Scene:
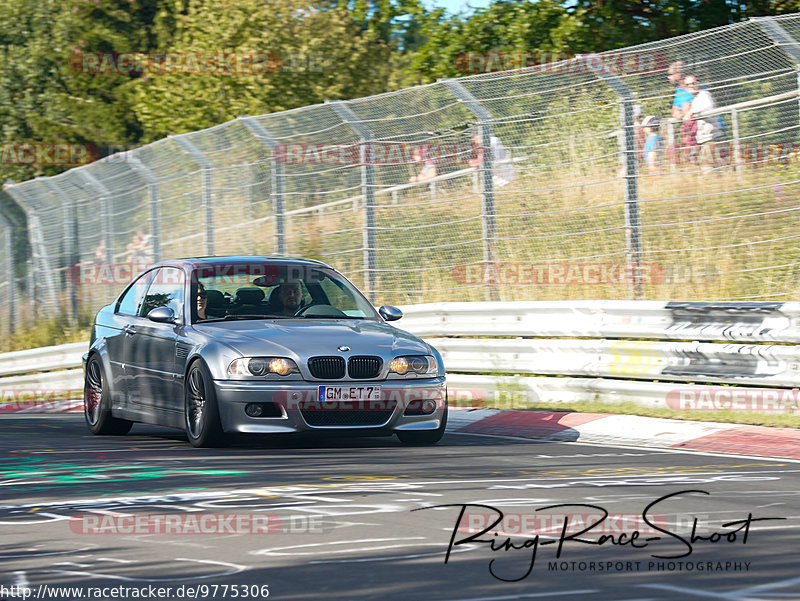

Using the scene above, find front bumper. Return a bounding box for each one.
[213,377,446,434]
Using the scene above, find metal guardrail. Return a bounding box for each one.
[2,301,800,413]
[399,301,800,413]
[399,301,800,343]
[429,337,800,387]
[0,342,87,378]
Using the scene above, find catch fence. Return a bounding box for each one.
[3,15,800,328]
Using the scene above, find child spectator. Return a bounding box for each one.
[641,116,663,175]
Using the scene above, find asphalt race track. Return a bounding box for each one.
[1,414,799,601]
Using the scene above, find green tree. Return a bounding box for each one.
[129,0,413,139]
[0,0,178,183]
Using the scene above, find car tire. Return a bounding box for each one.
[184,360,228,448]
[397,406,448,445]
[84,354,133,435]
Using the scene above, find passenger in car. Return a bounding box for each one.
[196,282,208,320]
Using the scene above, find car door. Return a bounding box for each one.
[126,266,185,413]
[109,270,155,405]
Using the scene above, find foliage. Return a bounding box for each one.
[0,313,91,353]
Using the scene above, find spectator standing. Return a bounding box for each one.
[409,146,437,183]
[633,105,645,158]
[468,133,517,187]
[641,116,663,175]
[667,61,697,163]
[683,76,723,172]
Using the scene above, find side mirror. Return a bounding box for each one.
[379,305,403,321]
[148,306,176,324]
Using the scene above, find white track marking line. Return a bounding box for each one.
[251,537,427,557]
[309,544,477,563]
[448,431,800,463]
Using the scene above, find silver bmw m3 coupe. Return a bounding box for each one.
[83,257,447,447]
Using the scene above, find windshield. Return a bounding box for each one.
[191,262,378,323]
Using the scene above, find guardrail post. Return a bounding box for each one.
[326,101,378,300]
[43,179,79,321]
[126,153,162,262]
[238,117,286,255]
[169,135,215,256]
[0,213,15,333]
[440,79,498,301]
[584,56,643,299]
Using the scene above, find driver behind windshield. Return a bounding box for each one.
[274,280,304,316]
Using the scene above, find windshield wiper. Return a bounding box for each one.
[198,314,293,322]
[296,315,366,320]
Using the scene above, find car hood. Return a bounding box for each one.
[194,319,430,358]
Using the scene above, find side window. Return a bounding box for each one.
[140,267,185,320]
[117,271,154,316]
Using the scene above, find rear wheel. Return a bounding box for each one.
[84,355,132,435]
[397,406,447,445]
[185,361,227,448]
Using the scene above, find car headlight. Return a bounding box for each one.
[389,355,439,377]
[228,357,300,377]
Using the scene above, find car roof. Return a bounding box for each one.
[150,256,332,270]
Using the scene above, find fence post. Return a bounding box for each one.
[752,17,800,131]
[0,187,26,330]
[584,55,643,299]
[238,117,286,255]
[170,134,215,256]
[326,101,378,300]
[0,213,15,333]
[3,182,58,318]
[440,79,498,301]
[76,170,115,267]
[731,108,742,178]
[43,179,79,321]
[127,153,162,262]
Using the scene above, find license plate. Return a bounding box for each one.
[318,385,381,402]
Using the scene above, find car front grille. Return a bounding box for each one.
[308,356,346,379]
[301,401,397,427]
[347,356,382,379]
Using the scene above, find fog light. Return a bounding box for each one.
[245,403,263,417]
[422,399,437,414]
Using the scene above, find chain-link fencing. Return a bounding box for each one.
[4,15,800,325]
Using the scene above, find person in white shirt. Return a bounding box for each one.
[683,76,723,172]
[469,134,517,187]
